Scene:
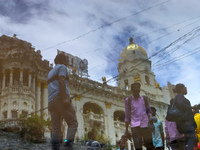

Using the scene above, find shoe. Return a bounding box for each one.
[64,140,74,150]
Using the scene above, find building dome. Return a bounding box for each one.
[119,37,148,62]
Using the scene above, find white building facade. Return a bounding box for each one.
[0,35,175,146]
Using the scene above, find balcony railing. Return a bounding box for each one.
[0,118,26,128]
[114,120,126,130]
[1,86,35,97]
[83,112,104,123]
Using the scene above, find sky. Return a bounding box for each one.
[0,0,200,105]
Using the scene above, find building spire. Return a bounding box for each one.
[129,37,135,44]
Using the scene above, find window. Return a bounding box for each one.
[145,75,150,85]
[3,111,7,119]
[12,110,18,118]
[124,79,128,90]
[13,101,17,107]
[24,102,27,106]
[3,102,7,107]
[22,110,28,118]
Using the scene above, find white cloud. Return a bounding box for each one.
[0,0,200,105]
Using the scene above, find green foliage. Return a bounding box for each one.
[78,134,88,144]
[25,114,51,142]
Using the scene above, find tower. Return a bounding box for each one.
[118,37,159,92]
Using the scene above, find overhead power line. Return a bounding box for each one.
[152,46,200,69]
[42,0,169,51]
[152,26,200,66]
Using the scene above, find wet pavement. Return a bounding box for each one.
[0,130,110,150]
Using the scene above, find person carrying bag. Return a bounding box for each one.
[173,83,197,150]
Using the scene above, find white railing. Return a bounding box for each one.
[0,119,26,128]
[114,120,126,129]
[1,86,35,97]
[70,75,130,96]
[83,112,104,123]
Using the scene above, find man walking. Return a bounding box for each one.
[48,53,78,150]
[124,82,153,150]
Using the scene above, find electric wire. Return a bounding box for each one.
[152,46,200,69]
[42,0,169,51]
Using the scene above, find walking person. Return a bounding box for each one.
[173,83,197,150]
[124,82,154,150]
[165,99,185,150]
[48,53,78,150]
[150,107,164,150]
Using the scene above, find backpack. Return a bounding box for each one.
[127,95,150,122]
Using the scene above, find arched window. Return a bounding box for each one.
[3,111,7,119]
[124,79,128,90]
[22,110,28,118]
[12,110,18,118]
[145,75,150,84]
[13,101,17,107]
[83,102,103,114]
[24,102,27,106]
[3,102,7,107]
[114,110,125,122]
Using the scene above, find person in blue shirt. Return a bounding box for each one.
[47,53,78,150]
[150,107,164,150]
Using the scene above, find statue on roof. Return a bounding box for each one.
[129,37,135,44]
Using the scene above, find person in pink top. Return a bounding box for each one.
[124,82,154,150]
[165,98,185,150]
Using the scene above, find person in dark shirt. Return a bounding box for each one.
[173,83,197,150]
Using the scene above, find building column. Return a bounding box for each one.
[105,102,116,145]
[9,69,13,86]
[28,71,32,88]
[74,96,84,140]
[7,99,12,119]
[2,72,6,88]
[42,82,48,120]
[32,76,35,92]
[19,69,23,85]
[36,80,41,116]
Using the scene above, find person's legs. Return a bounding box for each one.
[170,138,185,150]
[141,128,154,150]
[176,137,185,150]
[170,140,179,150]
[131,127,143,150]
[54,98,78,149]
[50,95,78,149]
[50,107,62,150]
[185,129,197,150]
[63,103,78,141]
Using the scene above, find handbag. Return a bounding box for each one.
[166,99,184,122]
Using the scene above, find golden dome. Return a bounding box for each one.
[120,37,147,59]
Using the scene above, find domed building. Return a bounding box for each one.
[0,35,175,147]
[117,37,174,121]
